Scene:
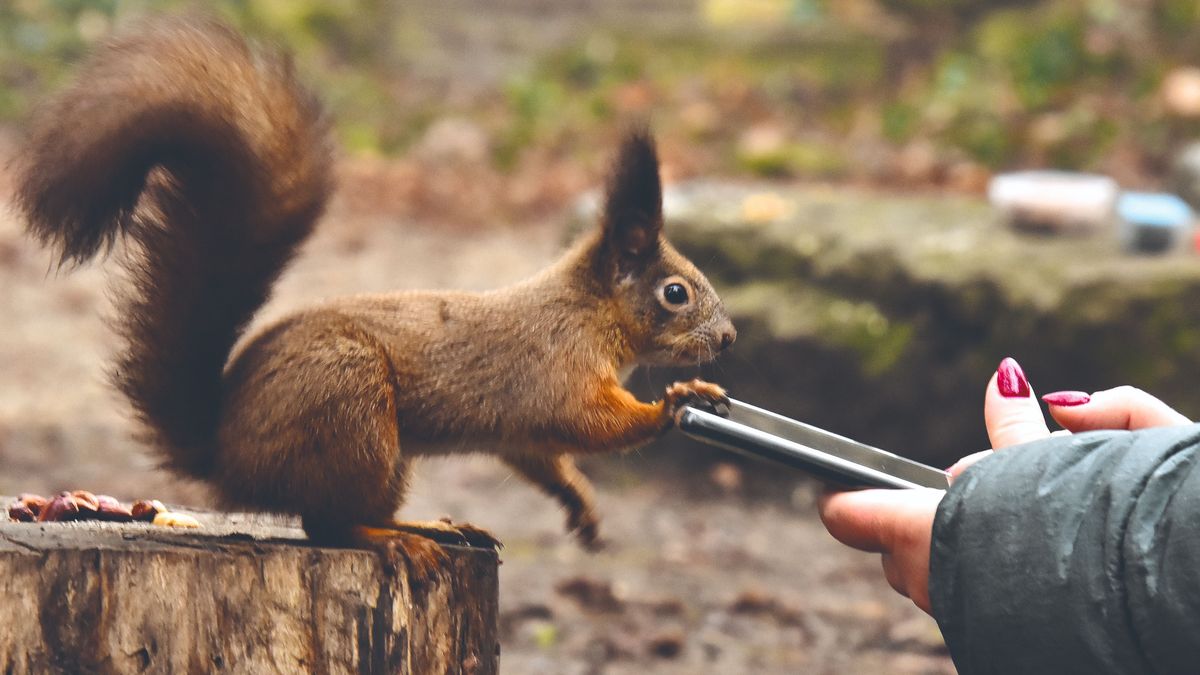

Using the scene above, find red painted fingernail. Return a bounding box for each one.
[996,357,1031,398]
[1042,391,1090,407]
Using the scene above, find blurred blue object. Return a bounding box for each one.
[1117,192,1195,254]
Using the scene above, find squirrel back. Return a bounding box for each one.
[14,16,333,479]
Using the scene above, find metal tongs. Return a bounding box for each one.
[678,398,950,490]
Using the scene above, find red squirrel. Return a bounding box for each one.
[14,16,735,578]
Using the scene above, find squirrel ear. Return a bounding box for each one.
[600,129,663,261]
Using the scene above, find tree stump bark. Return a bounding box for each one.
[0,507,499,674]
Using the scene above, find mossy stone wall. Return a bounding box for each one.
[625,182,1200,465]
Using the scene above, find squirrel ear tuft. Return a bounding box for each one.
[601,128,663,261]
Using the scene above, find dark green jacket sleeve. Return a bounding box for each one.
[929,423,1200,674]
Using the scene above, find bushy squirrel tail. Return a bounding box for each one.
[14,16,334,479]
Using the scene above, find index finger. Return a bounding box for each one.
[1045,385,1190,432]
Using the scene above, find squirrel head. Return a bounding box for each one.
[592,130,736,367]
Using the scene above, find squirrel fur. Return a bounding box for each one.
[15,16,735,562]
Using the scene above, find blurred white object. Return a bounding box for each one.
[988,171,1118,234]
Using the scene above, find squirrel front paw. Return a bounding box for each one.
[663,378,731,425]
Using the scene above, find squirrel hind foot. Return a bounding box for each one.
[565,509,604,551]
[574,528,607,552]
[349,525,451,586]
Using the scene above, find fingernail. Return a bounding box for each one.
[1042,391,1090,407]
[996,357,1031,398]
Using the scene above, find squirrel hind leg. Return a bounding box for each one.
[503,454,604,551]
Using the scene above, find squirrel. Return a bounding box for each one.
[14,16,736,579]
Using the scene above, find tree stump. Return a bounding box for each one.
[0,507,499,674]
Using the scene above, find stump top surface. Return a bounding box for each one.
[0,501,495,564]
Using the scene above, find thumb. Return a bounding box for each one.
[818,488,943,553]
[984,357,1051,449]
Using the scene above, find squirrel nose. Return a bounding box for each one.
[719,326,736,351]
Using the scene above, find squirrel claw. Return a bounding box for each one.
[392,518,502,551]
[446,520,504,551]
[707,398,732,418]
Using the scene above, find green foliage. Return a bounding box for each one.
[494,74,570,169]
[975,7,1088,109]
[2,1,1199,179]
[0,0,415,153]
[882,103,919,144]
[738,140,849,179]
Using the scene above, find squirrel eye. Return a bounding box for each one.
[657,275,694,311]
[663,283,689,305]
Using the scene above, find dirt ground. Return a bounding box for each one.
[0,154,953,673]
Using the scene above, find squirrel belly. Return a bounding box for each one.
[16,16,735,547]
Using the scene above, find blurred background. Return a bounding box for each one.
[4,1,1200,673]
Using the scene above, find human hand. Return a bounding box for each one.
[818,358,1036,612]
[818,358,1191,615]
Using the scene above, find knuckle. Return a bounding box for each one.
[1110,385,1145,399]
